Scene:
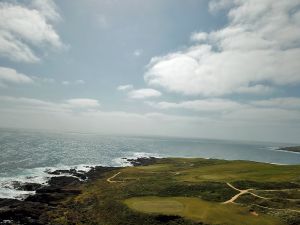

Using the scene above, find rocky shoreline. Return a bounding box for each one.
[0,157,158,225]
[277,146,300,153]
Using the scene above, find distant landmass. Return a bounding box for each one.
[278,146,300,153]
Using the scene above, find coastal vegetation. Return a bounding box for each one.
[44,158,300,225]
[1,157,299,225]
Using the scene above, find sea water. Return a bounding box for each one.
[0,128,299,199]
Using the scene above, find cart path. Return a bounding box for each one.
[107,172,122,183]
[223,182,269,204]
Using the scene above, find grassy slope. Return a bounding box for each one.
[124,197,282,225]
[46,158,300,225]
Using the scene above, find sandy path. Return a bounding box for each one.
[261,189,299,192]
[248,192,269,200]
[252,204,300,213]
[223,189,250,204]
[222,183,269,204]
[107,172,122,183]
[226,182,243,192]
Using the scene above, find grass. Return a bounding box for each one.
[175,161,300,182]
[44,158,300,225]
[124,196,284,225]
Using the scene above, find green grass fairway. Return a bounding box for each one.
[46,158,300,225]
[125,196,284,225]
[175,161,300,182]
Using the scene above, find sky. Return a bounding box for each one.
[0,0,300,143]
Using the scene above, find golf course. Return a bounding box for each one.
[46,158,300,225]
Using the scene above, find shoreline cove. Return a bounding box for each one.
[0,157,299,225]
[0,157,158,224]
[0,153,162,200]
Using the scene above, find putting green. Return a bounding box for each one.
[124,196,284,225]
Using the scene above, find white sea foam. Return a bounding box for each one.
[112,151,163,167]
[112,157,132,167]
[0,164,100,199]
[130,152,162,158]
[0,152,160,199]
[266,146,280,151]
[0,186,35,200]
[0,167,49,199]
[276,149,300,155]
[265,146,300,155]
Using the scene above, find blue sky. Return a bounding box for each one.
[0,0,300,143]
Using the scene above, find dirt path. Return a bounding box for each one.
[260,188,299,192]
[223,189,250,204]
[248,192,269,200]
[226,182,243,192]
[252,204,300,213]
[223,183,300,213]
[107,172,122,183]
[222,183,268,204]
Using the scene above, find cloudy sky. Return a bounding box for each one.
[0,0,300,143]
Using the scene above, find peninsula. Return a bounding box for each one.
[278,146,300,153]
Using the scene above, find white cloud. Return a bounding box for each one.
[223,107,300,124]
[251,97,300,110]
[147,98,243,112]
[117,85,161,99]
[147,97,300,122]
[146,97,300,125]
[133,49,143,57]
[0,96,65,113]
[236,85,274,95]
[65,98,100,109]
[35,77,55,83]
[117,84,133,91]
[1,95,300,143]
[0,1,63,63]
[0,67,33,87]
[190,32,208,42]
[75,79,85,85]
[96,14,109,29]
[62,81,70,85]
[0,96,100,112]
[128,88,162,99]
[30,0,61,22]
[145,0,300,96]
[62,80,85,85]
[0,95,205,138]
[0,31,40,63]
[209,0,234,12]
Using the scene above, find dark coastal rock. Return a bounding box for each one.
[0,199,48,225]
[47,169,87,180]
[47,176,81,187]
[85,166,119,180]
[0,176,83,224]
[0,198,21,208]
[25,193,66,205]
[0,159,157,224]
[35,187,81,194]
[278,146,300,153]
[0,164,122,224]
[19,183,43,192]
[25,176,82,206]
[10,181,43,191]
[126,157,158,166]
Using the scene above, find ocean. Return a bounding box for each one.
[0,128,299,199]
